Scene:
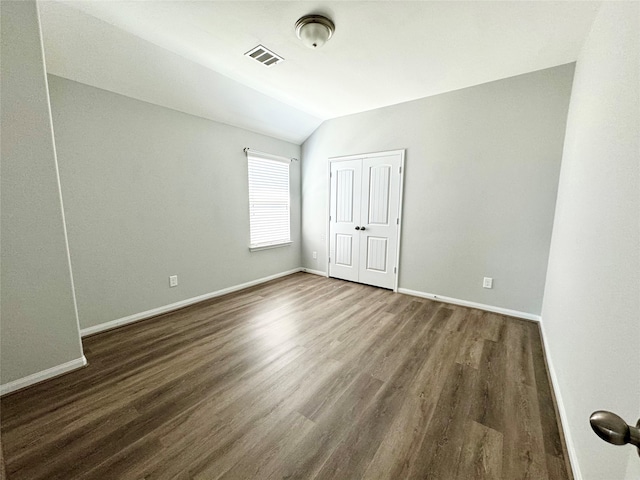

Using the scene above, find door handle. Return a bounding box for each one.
[360,227,366,231]
[355,226,360,230]
[590,410,640,457]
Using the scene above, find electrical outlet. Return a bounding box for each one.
[483,277,493,289]
[312,251,317,259]
[169,275,178,287]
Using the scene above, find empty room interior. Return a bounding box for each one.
[1,1,639,479]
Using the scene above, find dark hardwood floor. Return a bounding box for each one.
[0,273,572,479]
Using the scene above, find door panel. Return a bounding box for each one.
[336,169,354,223]
[367,165,391,225]
[335,234,354,266]
[329,160,361,283]
[365,237,388,272]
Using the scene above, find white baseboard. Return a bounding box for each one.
[301,268,328,277]
[80,268,303,337]
[397,288,541,322]
[0,355,87,396]
[538,321,582,480]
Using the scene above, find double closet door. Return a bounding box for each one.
[329,151,404,290]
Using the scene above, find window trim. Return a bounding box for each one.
[249,241,293,252]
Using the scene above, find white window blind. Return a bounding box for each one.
[247,151,291,249]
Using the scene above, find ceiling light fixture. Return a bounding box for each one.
[295,15,335,49]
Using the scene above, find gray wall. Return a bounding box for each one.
[0,1,84,386]
[302,65,574,315]
[541,3,640,479]
[48,76,301,331]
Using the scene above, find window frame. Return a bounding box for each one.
[246,150,292,251]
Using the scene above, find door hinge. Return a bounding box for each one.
[330,172,332,178]
[399,166,402,174]
[328,257,331,263]
[396,218,399,225]
[394,267,397,274]
[329,215,331,221]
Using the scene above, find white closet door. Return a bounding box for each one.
[329,159,362,283]
[329,152,403,290]
[357,154,401,290]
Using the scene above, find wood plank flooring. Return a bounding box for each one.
[0,273,572,479]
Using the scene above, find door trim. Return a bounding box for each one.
[327,149,405,292]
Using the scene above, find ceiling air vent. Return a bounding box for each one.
[244,45,284,67]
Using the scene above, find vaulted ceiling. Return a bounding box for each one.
[38,1,600,144]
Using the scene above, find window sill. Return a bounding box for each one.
[249,241,292,252]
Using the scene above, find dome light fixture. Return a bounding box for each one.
[295,14,335,49]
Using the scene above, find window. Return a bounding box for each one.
[247,150,291,250]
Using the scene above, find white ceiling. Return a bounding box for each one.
[39,1,600,144]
